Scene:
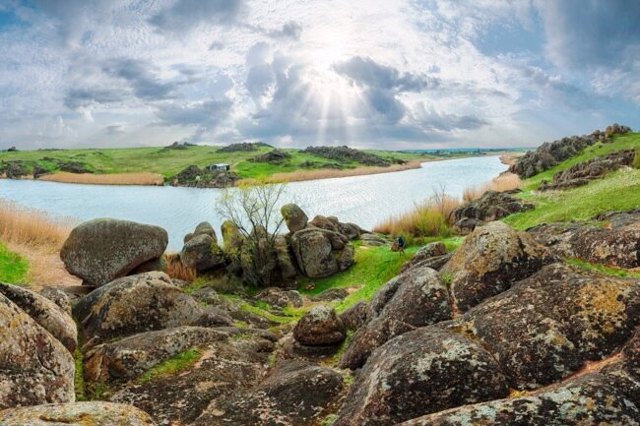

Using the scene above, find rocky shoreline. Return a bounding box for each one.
[2,125,640,425]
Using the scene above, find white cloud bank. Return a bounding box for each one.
[0,0,639,149]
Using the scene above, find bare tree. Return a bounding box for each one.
[216,182,287,287]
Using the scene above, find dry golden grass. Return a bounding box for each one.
[238,161,422,185]
[40,172,165,186]
[0,200,70,249]
[0,200,79,288]
[165,253,197,282]
[374,193,461,241]
[462,173,522,202]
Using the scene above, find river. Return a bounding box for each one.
[0,156,507,250]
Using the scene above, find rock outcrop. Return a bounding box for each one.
[60,218,168,286]
[293,305,346,347]
[451,190,534,233]
[0,283,77,353]
[340,266,452,369]
[335,327,509,426]
[0,293,75,409]
[180,222,226,272]
[84,327,230,384]
[195,361,344,426]
[530,212,640,268]
[110,337,272,425]
[540,149,636,190]
[0,402,155,425]
[281,203,309,233]
[304,145,392,166]
[441,221,555,312]
[73,272,221,346]
[509,123,631,178]
[291,228,354,278]
[400,368,640,425]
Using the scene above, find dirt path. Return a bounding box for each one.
[6,241,80,290]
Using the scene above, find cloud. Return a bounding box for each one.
[64,87,125,109]
[535,0,640,70]
[105,124,125,135]
[155,98,232,128]
[102,58,179,101]
[149,0,244,33]
[266,21,303,40]
[412,105,489,132]
[334,56,439,92]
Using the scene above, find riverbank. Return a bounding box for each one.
[0,143,506,187]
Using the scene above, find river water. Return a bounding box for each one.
[0,156,506,250]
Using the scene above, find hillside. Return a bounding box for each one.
[0,143,443,187]
[504,130,640,229]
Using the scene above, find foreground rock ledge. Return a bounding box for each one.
[0,402,155,425]
[0,293,74,409]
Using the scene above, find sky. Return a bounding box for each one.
[0,0,639,150]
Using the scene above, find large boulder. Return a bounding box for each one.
[334,327,509,426]
[0,402,155,425]
[110,337,272,425]
[440,221,555,312]
[60,218,168,286]
[84,326,230,384]
[455,263,640,390]
[195,361,344,425]
[0,293,75,408]
[291,227,354,278]
[180,233,226,271]
[73,272,209,345]
[340,266,452,369]
[293,305,346,346]
[0,283,77,353]
[281,203,309,233]
[400,368,640,425]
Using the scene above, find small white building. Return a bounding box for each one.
[208,163,230,171]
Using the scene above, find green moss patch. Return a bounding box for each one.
[139,348,202,383]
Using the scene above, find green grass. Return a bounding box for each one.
[504,168,640,230]
[0,145,431,181]
[139,348,202,383]
[523,132,640,191]
[566,258,640,279]
[298,238,462,313]
[74,346,86,401]
[0,242,28,284]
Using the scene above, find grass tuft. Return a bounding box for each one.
[139,348,202,383]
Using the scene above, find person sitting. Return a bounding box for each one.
[395,235,406,254]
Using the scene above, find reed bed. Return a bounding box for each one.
[0,200,71,249]
[375,174,521,241]
[40,172,165,186]
[238,161,422,185]
[374,192,461,242]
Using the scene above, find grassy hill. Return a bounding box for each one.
[0,144,438,183]
[504,132,640,230]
